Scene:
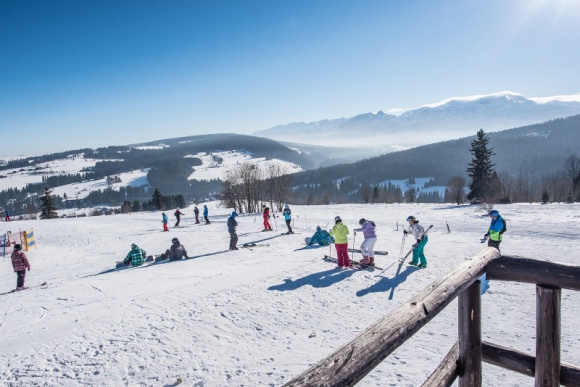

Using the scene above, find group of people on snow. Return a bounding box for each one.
[160,205,210,231]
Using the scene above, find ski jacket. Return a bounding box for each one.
[330,222,349,244]
[124,246,147,267]
[168,243,188,260]
[194,207,199,215]
[354,221,376,239]
[174,210,184,218]
[203,206,208,216]
[486,216,505,242]
[410,222,426,242]
[162,214,168,224]
[309,229,334,246]
[11,250,30,272]
[283,207,291,220]
[263,207,270,219]
[227,216,238,233]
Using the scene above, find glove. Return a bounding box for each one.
[28,265,31,271]
[417,239,421,244]
[403,230,408,235]
[354,231,357,236]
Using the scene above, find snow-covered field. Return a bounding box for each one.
[1,202,579,386]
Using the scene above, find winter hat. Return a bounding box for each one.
[406,216,416,222]
[316,226,321,231]
[284,204,289,208]
[172,237,179,244]
[334,216,342,223]
[489,210,499,218]
[13,244,22,251]
[359,218,366,225]
[231,211,238,217]
[131,243,137,248]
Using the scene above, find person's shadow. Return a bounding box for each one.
[357,265,420,299]
[268,268,354,291]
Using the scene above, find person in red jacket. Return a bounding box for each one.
[11,244,31,290]
[262,205,273,231]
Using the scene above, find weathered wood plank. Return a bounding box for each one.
[482,341,580,387]
[458,281,482,386]
[422,341,459,387]
[283,247,501,387]
[487,256,580,290]
[535,285,561,387]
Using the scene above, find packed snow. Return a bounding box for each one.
[1,202,579,386]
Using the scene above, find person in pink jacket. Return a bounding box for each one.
[11,244,31,290]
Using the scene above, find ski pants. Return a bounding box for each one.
[16,270,26,288]
[412,236,428,266]
[163,223,169,232]
[195,214,200,223]
[285,219,293,234]
[175,217,181,227]
[204,216,210,224]
[360,237,377,258]
[488,239,501,250]
[335,243,350,267]
[229,231,238,250]
[263,217,272,230]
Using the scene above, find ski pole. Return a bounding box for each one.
[398,232,407,261]
[351,232,356,262]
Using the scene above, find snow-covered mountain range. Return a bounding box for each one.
[254,91,580,147]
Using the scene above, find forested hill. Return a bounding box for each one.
[290,114,580,186]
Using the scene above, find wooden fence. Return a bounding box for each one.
[284,248,580,387]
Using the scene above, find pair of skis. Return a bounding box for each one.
[323,255,383,270]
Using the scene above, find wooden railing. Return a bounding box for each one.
[283,248,580,387]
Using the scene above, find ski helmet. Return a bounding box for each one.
[131,243,137,248]
[406,216,415,222]
[359,218,366,225]
[231,211,237,217]
[172,238,179,244]
[489,210,499,218]
[13,244,22,251]
[334,216,342,223]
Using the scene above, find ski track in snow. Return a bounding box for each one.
[1,203,579,385]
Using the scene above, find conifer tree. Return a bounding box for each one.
[466,129,495,203]
[39,187,59,219]
[151,188,163,210]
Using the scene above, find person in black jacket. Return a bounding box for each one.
[227,212,239,250]
[174,208,185,227]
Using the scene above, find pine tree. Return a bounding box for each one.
[39,187,59,219]
[151,188,163,210]
[466,129,495,203]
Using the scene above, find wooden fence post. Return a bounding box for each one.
[535,285,561,387]
[458,280,482,387]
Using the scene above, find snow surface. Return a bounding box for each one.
[1,202,579,386]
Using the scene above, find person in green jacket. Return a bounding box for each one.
[330,216,350,268]
[124,243,147,267]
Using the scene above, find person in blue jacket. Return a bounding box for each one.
[283,204,293,234]
[307,226,334,246]
[227,212,239,250]
[203,205,210,224]
[482,209,506,250]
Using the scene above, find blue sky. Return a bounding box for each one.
[1,0,579,155]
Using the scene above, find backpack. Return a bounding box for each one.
[369,220,376,227]
[500,218,507,234]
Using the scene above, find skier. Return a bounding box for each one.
[161,212,169,232]
[482,209,506,250]
[354,218,377,265]
[161,237,189,261]
[194,206,200,224]
[283,204,294,234]
[203,205,210,224]
[227,211,239,250]
[174,208,185,227]
[123,243,147,267]
[330,216,350,268]
[11,244,31,290]
[404,216,428,268]
[5,210,10,222]
[307,226,334,246]
[262,205,272,231]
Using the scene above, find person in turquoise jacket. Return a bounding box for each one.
[283,204,293,234]
[483,209,506,250]
[161,213,169,232]
[404,216,428,268]
[307,226,334,246]
[203,205,210,224]
[330,216,350,268]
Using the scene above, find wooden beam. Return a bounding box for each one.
[482,341,580,387]
[422,341,459,387]
[283,247,501,387]
[535,285,561,387]
[486,256,580,290]
[458,281,482,386]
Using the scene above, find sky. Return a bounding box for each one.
[1,0,580,156]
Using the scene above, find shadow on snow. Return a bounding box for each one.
[268,268,354,291]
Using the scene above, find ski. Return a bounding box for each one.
[347,248,388,256]
[323,255,383,270]
[241,243,270,248]
[0,281,48,296]
[399,225,433,263]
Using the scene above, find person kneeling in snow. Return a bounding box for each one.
[124,243,147,267]
[161,238,189,261]
[307,226,334,246]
